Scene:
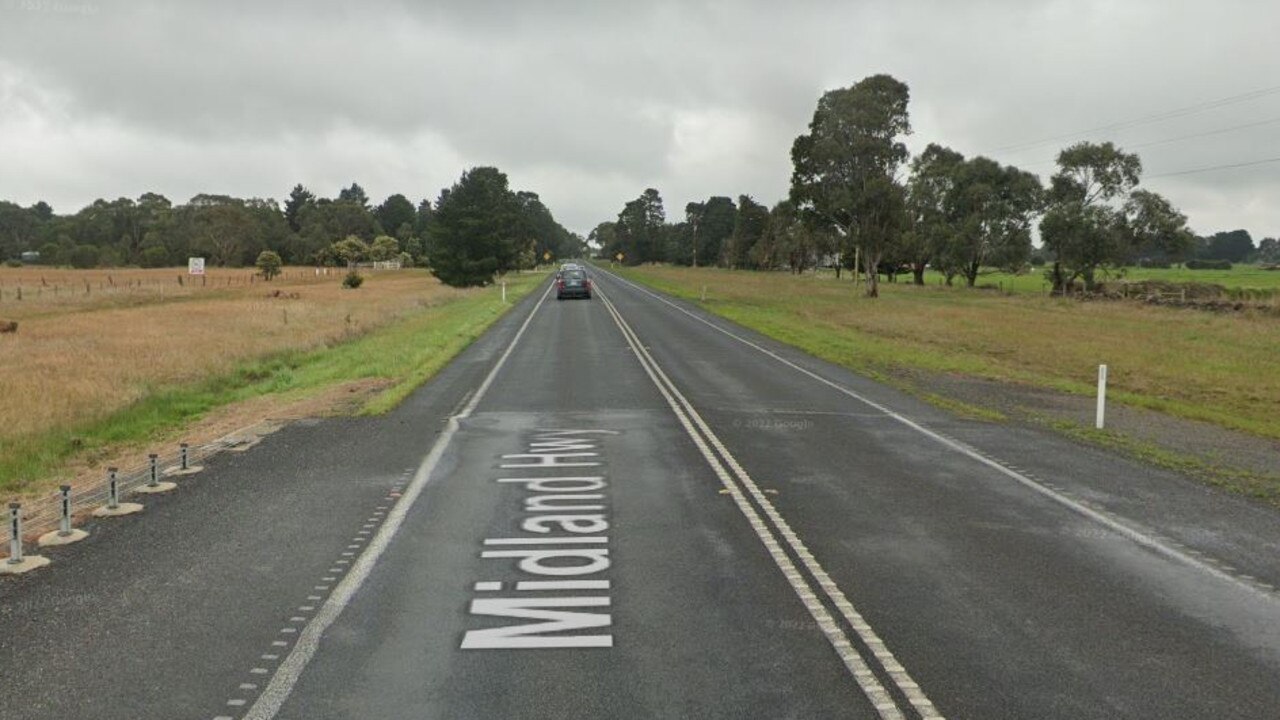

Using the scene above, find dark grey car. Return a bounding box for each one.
[556,268,592,300]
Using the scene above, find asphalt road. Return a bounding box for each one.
[4,268,1280,719]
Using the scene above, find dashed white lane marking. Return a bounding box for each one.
[599,286,937,720]
[239,683,258,690]
[602,269,1280,605]
[227,699,246,707]
[242,280,557,720]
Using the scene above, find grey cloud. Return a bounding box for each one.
[2,0,1280,236]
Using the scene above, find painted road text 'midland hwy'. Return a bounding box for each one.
[461,429,620,650]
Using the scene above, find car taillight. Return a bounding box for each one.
[557,278,565,289]
[584,278,592,288]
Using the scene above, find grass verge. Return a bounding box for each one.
[1043,418,1280,505]
[1,273,545,496]
[604,264,1280,441]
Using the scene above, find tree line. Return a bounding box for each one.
[0,167,586,287]
[593,74,1276,296]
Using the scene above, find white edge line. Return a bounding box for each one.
[599,267,1279,605]
[244,279,553,720]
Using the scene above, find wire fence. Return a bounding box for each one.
[0,268,347,304]
[4,420,275,554]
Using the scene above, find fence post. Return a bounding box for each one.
[108,468,119,508]
[93,467,144,517]
[1096,364,1108,430]
[58,485,72,536]
[2,502,49,574]
[6,503,20,565]
[138,454,177,493]
[39,485,89,547]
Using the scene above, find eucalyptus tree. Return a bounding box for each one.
[790,74,912,297]
[1040,141,1191,292]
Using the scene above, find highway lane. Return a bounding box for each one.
[258,268,1280,719]
[4,268,1280,719]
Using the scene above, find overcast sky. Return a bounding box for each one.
[3,0,1280,239]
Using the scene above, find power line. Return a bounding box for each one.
[1146,155,1280,179]
[1009,115,1280,172]
[986,83,1280,155]
[1128,114,1280,150]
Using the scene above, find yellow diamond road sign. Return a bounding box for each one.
[543,251,552,261]
[615,252,624,262]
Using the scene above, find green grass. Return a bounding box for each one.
[897,264,1280,296]
[0,273,545,495]
[604,263,1280,441]
[1045,418,1280,505]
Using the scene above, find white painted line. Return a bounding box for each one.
[227,699,246,707]
[271,641,288,647]
[240,683,258,690]
[597,286,922,720]
[473,581,502,591]
[482,536,607,545]
[244,280,555,720]
[601,269,1280,606]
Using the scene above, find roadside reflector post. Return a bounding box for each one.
[701,285,707,302]
[7,503,21,565]
[1096,364,1108,430]
[502,281,507,303]
[148,454,159,488]
[180,443,189,471]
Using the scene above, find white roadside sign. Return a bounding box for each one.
[188,257,205,275]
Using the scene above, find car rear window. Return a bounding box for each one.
[565,270,585,280]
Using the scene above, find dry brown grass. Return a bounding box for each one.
[0,267,469,444]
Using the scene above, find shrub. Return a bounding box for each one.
[342,269,364,289]
[140,246,170,268]
[1186,259,1232,270]
[397,251,414,268]
[256,250,283,280]
[1138,257,1172,269]
[3,259,21,268]
[68,245,100,269]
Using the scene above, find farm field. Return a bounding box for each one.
[0,266,544,495]
[878,264,1280,296]
[608,263,1280,441]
